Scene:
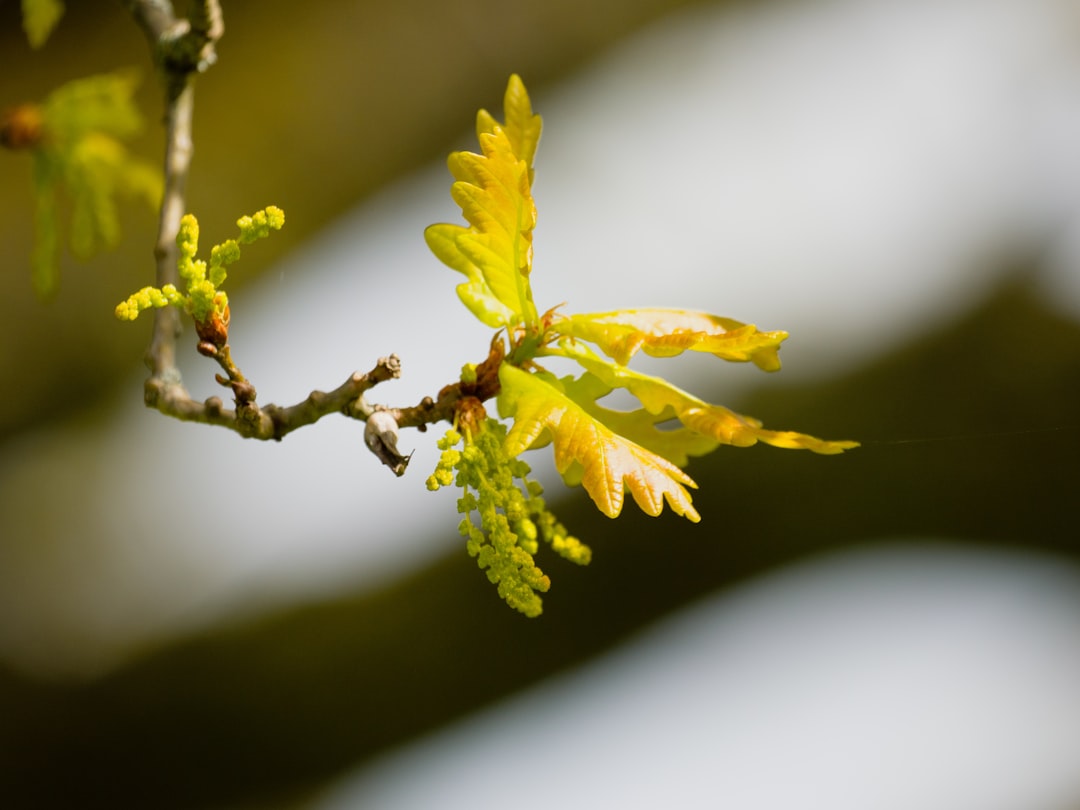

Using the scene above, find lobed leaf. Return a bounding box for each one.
[424,223,519,328]
[556,340,859,455]
[498,364,700,522]
[426,75,541,329]
[559,372,718,467]
[21,71,160,297]
[42,70,145,143]
[556,308,788,370]
[424,74,858,537]
[680,406,859,454]
[476,73,541,181]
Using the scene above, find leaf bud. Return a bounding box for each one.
[0,104,44,150]
[194,302,230,348]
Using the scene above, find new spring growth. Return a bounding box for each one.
[426,74,858,525]
[428,420,590,617]
[420,74,856,614]
[115,206,284,326]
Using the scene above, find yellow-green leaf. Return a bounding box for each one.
[42,70,145,143]
[427,75,541,329]
[424,223,517,328]
[30,152,60,297]
[680,405,860,454]
[19,72,160,297]
[556,308,788,370]
[560,372,718,467]
[477,73,542,181]
[22,0,64,49]
[556,340,859,455]
[498,364,700,522]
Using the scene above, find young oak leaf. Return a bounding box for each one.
[427,74,858,538]
[477,73,541,181]
[679,406,859,454]
[498,364,700,522]
[450,133,537,316]
[424,73,540,330]
[559,371,719,467]
[556,340,859,455]
[555,309,787,371]
[424,224,518,328]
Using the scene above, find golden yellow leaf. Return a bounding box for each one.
[680,405,860,454]
[499,365,700,522]
[556,308,787,370]
[560,372,719,467]
[426,76,540,328]
[555,340,860,455]
[476,73,541,180]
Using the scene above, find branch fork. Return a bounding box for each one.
[125,1,457,474]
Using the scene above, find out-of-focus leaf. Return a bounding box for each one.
[65,132,162,260]
[17,72,161,297]
[42,71,144,143]
[556,308,788,370]
[21,0,64,49]
[30,152,60,297]
[498,364,700,521]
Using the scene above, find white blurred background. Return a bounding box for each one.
[319,544,1080,810]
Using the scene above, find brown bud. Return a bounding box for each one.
[0,104,44,150]
[456,396,488,437]
[194,303,230,348]
[469,336,506,399]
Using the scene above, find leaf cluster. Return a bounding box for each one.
[426,75,858,531]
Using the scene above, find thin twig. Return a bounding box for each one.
[124,0,464,470]
[126,0,219,379]
[146,78,190,379]
[144,355,403,440]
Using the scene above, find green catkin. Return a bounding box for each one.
[115,207,283,324]
[426,419,591,616]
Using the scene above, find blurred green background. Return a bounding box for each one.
[2,1,1079,808]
